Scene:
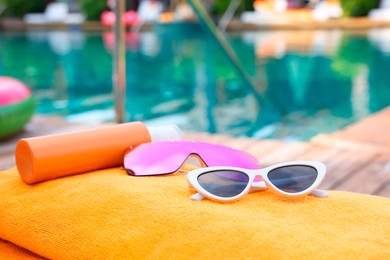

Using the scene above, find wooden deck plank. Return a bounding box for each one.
[0,155,16,171]
[375,179,390,197]
[4,17,390,33]
[317,107,390,151]
[216,137,263,150]
[320,150,379,190]
[251,142,309,166]
[332,154,390,195]
[245,139,286,157]
[294,144,345,165]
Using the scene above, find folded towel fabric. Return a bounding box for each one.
[0,238,44,259]
[0,167,389,259]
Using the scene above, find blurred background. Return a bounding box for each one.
[0,0,389,141]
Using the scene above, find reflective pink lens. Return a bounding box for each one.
[124,141,259,176]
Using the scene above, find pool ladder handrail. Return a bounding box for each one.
[185,0,262,101]
[218,0,241,32]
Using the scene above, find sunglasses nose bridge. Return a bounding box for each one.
[253,174,264,183]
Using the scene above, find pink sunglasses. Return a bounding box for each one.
[124,141,260,176]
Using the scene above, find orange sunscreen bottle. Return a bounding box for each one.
[15,122,181,184]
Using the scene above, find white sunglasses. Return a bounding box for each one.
[187,161,328,202]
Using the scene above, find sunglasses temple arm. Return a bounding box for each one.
[309,189,329,198]
[190,193,206,201]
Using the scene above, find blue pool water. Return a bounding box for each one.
[1,25,390,140]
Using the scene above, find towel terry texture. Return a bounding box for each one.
[0,167,390,259]
[0,238,45,260]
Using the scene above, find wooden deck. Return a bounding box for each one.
[1,108,389,198]
[2,17,390,32]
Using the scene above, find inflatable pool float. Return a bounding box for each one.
[101,10,139,27]
[0,77,35,139]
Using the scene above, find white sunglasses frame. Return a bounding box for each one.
[187,160,327,202]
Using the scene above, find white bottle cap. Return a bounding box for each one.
[147,124,181,142]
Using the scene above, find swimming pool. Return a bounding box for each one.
[1,26,390,140]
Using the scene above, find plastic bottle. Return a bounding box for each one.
[15,121,181,184]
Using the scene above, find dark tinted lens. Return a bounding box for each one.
[197,170,249,198]
[268,166,318,193]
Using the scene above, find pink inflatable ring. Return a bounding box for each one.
[0,77,35,139]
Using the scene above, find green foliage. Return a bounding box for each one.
[242,0,255,12]
[339,0,380,17]
[212,0,254,16]
[0,0,46,17]
[212,0,230,16]
[79,0,108,21]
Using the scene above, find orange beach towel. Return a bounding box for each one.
[0,167,390,259]
[0,238,44,260]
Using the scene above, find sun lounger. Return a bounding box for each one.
[137,0,163,22]
[23,2,85,25]
[312,0,342,21]
[369,0,390,21]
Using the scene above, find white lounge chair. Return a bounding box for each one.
[312,0,342,21]
[131,0,163,32]
[23,2,85,24]
[137,0,163,22]
[369,0,390,21]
